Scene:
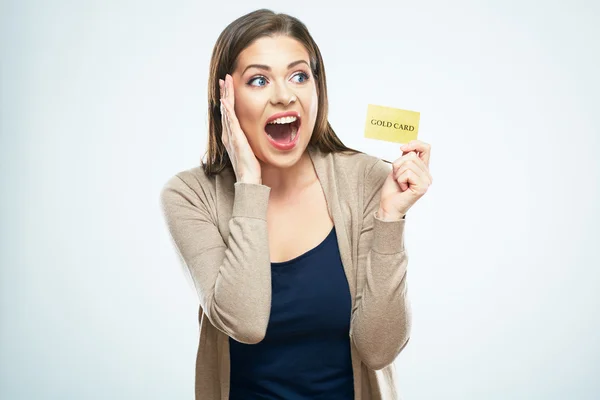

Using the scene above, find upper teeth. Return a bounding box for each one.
[267,116,298,124]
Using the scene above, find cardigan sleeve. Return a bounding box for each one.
[160,175,272,344]
[349,158,412,370]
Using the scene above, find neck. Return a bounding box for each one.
[259,150,317,198]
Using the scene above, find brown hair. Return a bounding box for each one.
[201,8,366,177]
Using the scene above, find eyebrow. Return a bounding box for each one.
[241,60,310,75]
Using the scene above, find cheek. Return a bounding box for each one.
[302,92,318,123]
[234,96,263,134]
[305,87,318,112]
[310,96,318,115]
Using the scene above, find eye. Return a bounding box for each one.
[248,76,268,87]
[291,72,310,83]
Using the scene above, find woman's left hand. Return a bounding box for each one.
[377,140,433,220]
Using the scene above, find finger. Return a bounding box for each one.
[397,161,431,191]
[221,97,239,129]
[401,139,427,152]
[389,166,409,192]
[395,168,415,192]
[399,178,409,192]
[221,98,238,147]
[401,140,431,167]
[392,153,426,179]
[225,74,235,109]
[394,162,428,184]
[403,140,430,167]
[401,151,432,183]
[395,169,431,191]
[220,99,230,146]
[401,141,429,165]
[396,168,424,193]
[220,109,227,146]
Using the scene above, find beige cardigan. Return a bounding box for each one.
[160,145,411,399]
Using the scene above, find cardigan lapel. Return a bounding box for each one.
[308,146,357,305]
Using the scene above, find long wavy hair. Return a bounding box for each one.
[201,9,366,177]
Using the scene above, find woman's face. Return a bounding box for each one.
[231,35,318,168]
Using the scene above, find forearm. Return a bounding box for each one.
[161,177,273,345]
[206,182,272,344]
[351,215,411,370]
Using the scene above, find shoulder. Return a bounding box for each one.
[160,164,221,209]
[329,150,391,185]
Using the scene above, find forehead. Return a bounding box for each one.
[235,35,310,72]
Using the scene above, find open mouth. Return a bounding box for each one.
[265,116,301,144]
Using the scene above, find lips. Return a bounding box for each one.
[265,110,301,125]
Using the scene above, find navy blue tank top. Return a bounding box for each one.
[229,226,355,399]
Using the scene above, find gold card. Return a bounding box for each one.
[364,104,420,144]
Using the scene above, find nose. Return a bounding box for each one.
[270,79,296,106]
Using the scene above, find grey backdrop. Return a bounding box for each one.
[1,0,599,399]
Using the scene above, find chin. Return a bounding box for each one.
[261,147,305,168]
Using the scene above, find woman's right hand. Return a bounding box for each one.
[219,74,262,185]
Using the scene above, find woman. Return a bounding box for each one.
[161,8,432,400]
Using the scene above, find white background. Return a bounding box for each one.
[1,0,599,399]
